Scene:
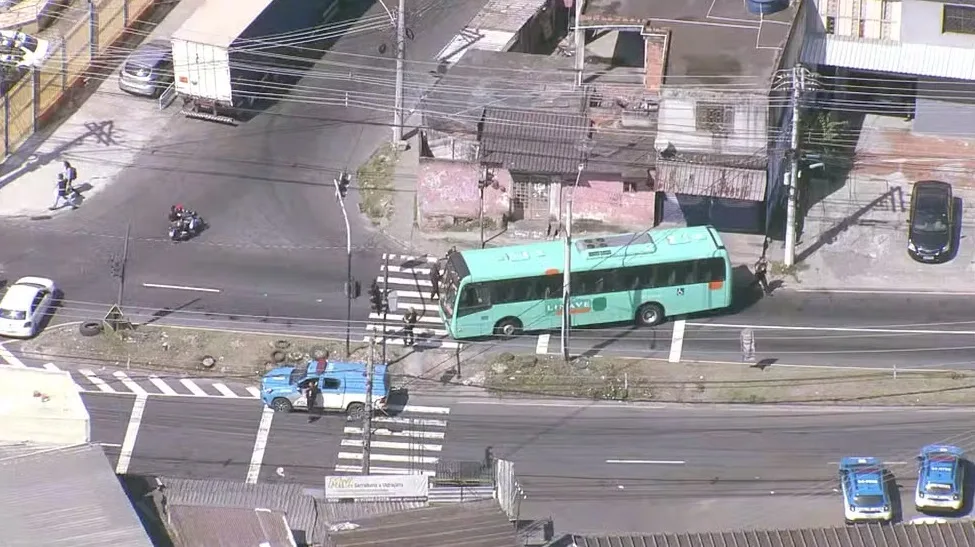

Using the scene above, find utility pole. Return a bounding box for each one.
[784,64,806,267]
[362,338,375,474]
[381,254,390,365]
[573,0,584,86]
[333,172,354,356]
[391,0,406,143]
[478,166,493,249]
[561,164,585,362]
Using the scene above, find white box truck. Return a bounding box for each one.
[171,0,339,123]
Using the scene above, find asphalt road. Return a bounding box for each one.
[441,399,975,533]
[1,0,487,331]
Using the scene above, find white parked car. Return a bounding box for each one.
[0,30,50,68]
[0,277,57,338]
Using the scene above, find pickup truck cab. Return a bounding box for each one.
[261,359,389,419]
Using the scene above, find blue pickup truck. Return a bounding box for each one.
[260,359,389,419]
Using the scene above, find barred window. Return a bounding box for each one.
[695,103,734,134]
[944,5,975,35]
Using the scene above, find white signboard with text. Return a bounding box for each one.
[324,474,429,501]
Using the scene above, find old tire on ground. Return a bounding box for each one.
[636,303,665,327]
[346,402,366,421]
[79,321,103,337]
[287,350,305,362]
[271,350,286,363]
[271,398,293,413]
[274,340,291,350]
[493,318,522,337]
[201,355,216,369]
[312,347,329,360]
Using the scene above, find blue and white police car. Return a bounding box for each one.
[915,444,965,512]
[838,456,893,524]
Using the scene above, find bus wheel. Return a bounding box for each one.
[494,318,522,337]
[636,303,665,327]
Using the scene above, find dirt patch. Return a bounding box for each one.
[21,324,390,381]
[483,354,975,405]
[357,142,399,225]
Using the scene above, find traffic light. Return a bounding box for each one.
[336,171,351,198]
[345,280,361,299]
[369,282,382,313]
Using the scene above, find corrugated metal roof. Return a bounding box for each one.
[0,444,154,547]
[160,478,424,546]
[469,0,547,32]
[480,107,590,174]
[168,505,295,547]
[802,34,975,81]
[559,521,975,546]
[329,500,520,547]
[655,159,767,201]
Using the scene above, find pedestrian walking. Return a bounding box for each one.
[50,174,76,210]
[303,379,320,412]
[752,256,772,296]
[62,160,78,196]
[429,263,441,300]
[403,307,418,346]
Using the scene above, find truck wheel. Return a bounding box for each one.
[271,398,293,413]
[636,303,665,327]
[346,402,366,421]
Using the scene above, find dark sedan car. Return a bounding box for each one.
[908,181,954,263]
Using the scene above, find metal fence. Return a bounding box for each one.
[2,0,159,157]
[495,458,524,519]
[427,485,495,504]
[432,459,493,486]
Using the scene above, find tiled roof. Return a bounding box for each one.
[556,522,975,547]
[655,159,767,201]
[168,505,295,547]
[0,444,154,547]
[480,107,589,175]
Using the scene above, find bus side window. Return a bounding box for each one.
[656,264,676,287]
[492,281,516,304]
[708,258,727,282]
[461,284,489,308]
[522,277,539,301]
[677,261,697,285]
[541,277,560,299]
[622,268,642,290]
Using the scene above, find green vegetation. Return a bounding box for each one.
[357,142,400,225]
[485,353,975,405]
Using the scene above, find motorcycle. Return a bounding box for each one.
[167,210,206,241]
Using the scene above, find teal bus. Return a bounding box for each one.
[438,225,733,338]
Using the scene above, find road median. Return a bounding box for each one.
[481,353,975,406]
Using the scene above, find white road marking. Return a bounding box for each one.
[365,324,448,336]
[368,312,442,324]
[373,416,448,428]
[113,371,148,396]
[668,319,686,363]
[378,276,433,287]
[334,464,436,476]
[98,442,122,448]
[384,264,432,275]
[116,394,148,474]
[389,289,438,301]
[686,322,975,336]
[344,426,445,440]
[148,375,178,396]
[337,451,439,464]
[79,369,115,393]
[246,406,275,484]
[42,363,60,371]
[212,383,238,398]
[828,461,907,466]
[0,345,25,367]
[606,459,686,465]
[536,333,551,355]
[341,439,443,452]
[180,379,207,396]
[398,404,450,415]
[382,253,438,264]
[142,282,221,293]
[246,386,261,398]
[366,336,461,349]
[796,289,975,296]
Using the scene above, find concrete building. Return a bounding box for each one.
[0,366,90,444]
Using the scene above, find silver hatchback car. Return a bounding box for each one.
[118,39,173,98]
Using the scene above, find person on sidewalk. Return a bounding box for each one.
[429,263,441,300]
[62,161,79,198]
[403,307,418,346]
[752,256,772,296]
[50,174,77,210]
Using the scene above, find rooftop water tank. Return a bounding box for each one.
[746,0,789,15]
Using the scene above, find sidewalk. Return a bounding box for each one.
[0,0,204,218]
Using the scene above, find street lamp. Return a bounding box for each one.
[333,172,357,356]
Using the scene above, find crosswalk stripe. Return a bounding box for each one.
[180,379,207,396]
[373,416,448,428]
[389,289,436,301]
[367,336,461,349]
[368,312,443,324]
[341,439,443,452]
[379,276,433,287]
[334,464,436,476]
[79,369,116,393]
[212,383,238,398]
[113,371,148,396]
[399,404,450,415]
[149,376,178,396]
[366,324,449,336]
[337,451,439,464]
[384,264,432,275]
[246,386,261,398]
[382,253,438,264]
[344,426,445,439]
[42,363,60,371]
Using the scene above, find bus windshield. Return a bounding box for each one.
[440,253,467,319]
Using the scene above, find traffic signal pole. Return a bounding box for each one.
[333,172,353,357]
[382,253,390,364]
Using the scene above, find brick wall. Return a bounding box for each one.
[561,177,656,229]
[417,158,511,230]
[643,29,670,94]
